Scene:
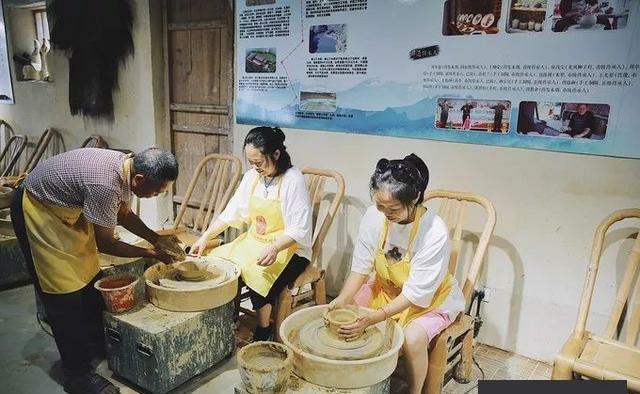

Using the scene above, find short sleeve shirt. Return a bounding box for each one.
[25,148,131,229]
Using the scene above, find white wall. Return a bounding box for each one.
[0,1,170,228]
[232,123,640,362]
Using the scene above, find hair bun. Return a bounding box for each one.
[403,153,429,190]
[272,127,286,143]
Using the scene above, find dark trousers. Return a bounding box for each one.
[493,116,503,132]
[248,254,310,310]
[10,185,105,378]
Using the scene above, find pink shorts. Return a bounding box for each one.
[353,279,453,343]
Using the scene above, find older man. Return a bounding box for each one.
[10,147,181,394]
[564,103,596,138]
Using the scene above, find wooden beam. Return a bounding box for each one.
[172,124,229,136]
[168,20,226,31]
[170,103,229,115]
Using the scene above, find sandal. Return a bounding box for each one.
[64,372,120,394]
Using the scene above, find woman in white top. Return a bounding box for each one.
[330,154,465,394]
[191,126,312,341]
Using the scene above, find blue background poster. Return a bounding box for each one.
[236,0,640,159]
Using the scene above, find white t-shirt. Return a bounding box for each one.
[218,167,312,261]
[351,205,465,319]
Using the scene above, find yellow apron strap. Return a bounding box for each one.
[404,206,425,260]
[275,176,283,200]
[249,174,260,196]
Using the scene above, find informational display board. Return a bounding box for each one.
[235,0,640,159]
[0,0,14,104]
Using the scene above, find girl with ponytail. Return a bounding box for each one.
[191,126,312,341]
[330,153,465,394]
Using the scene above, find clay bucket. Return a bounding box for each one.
[237,341,293,394]
[324,307,359,339]
[94,274,139,313]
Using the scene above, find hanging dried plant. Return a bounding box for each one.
[48,0,134,120]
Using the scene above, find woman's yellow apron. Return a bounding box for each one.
[22,156,132,294]
[211,176,298,297]
[368,206,454,327]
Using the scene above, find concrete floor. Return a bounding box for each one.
[0,284,552,393]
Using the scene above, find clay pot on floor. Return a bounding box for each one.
[237,341,293,394]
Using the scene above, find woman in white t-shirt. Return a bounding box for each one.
[330,154,464,394]
[191,126,312,342]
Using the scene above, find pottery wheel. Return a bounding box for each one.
[157,269,227,290]
[298,318,383,361]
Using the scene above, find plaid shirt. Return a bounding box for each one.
[25,148,131,229]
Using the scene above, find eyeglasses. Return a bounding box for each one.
[375,159,420,184]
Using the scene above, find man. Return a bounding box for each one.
[564,103,596,138]
[438,100,454,128]
[10,147,181,394]
[490,102,509,133]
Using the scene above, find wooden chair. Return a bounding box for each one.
[1,128,64,188]
[239,167,345,342]
[162,153,242,247]
[552,209,640,392]
[423,190,496,394]
[23,128,64,174]
[80,135,109,149]
[0,135,28,178]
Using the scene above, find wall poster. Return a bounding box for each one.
[235,0,640,158]
[0,0,13,104]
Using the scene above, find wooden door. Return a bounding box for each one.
[164,0,234,226]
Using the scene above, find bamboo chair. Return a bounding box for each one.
[80,135,109,149]
[0,135,28,178]
[1,128,64,188]
[239,167,345,342]
[552,209,640,392]
[158,153,243,247]
[423,190,496,394]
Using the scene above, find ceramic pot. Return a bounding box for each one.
[237,342,292,394]
[528,20,535,30]
[535,22,542,31]
[324,307,359,338]
[519,21,528,30]
[512,18,520,29]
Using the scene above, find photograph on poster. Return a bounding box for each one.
[517,101,609,139]
[435,98,511,133]
[442,0,503,35]
[299,91,337,112]
[551,0,632,31]
[245,48,276,73]
[506,0,547,32]
[246,0,275,6]
[309,24,347,53]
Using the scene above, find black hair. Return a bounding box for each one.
[243,126,292,175]
[132,148,179,184]
[369,153,429,207]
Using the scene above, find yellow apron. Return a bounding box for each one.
[369,206,454,327]
[211,176,298,297]
[22,156,132,294]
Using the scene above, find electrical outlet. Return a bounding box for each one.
[481,287,493,303]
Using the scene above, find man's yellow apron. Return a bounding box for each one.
[211,176,298,297]
[22,156,132,294]
[368,206,454,327]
